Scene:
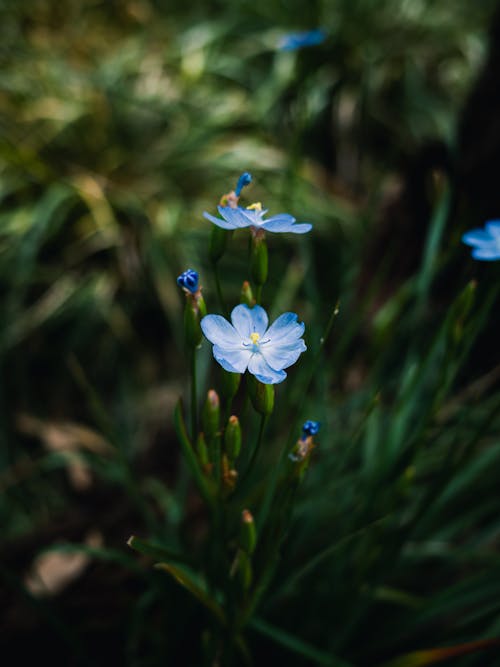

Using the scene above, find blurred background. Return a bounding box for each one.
[2,1,500,665]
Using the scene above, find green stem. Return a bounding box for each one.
[212,260,228,317]
[243,414,267,483]
[190,348,198,440]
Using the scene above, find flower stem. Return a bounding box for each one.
[212,260,228,317]
[255,284,263,305]
[190,348,198,440]
[243,413,267,482]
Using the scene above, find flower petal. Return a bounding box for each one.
[261,339,306,371]
[486,220,500,239]
[462,229,494,247]
[239,208,268,226]
[201,315,241,348]
[261,214,312,234]
[248,353,287,384]
[265,312,305,344]
[217,206,254,229]
[231,304,268,338]
[472,246,500,261]
[203,211,240,230]
[213,344,251,373]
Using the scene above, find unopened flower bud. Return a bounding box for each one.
[240,509,257,554]
[240,281,255,307]
[301,420,320,439]
[220,368,241,400]
[184,299,202,347]
[202,389,220,440]
[221,454,238,495]
[248,375,274,416]
[177,269,205,347]
[196,432,210,467]
[237,550,252,591]
[224,415,242,461]
[177,268,199,294]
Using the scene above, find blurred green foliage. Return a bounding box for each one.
[1,0,500,665]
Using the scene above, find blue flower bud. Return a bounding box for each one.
[177,269,199,294]
[234,172,252,197]
[302,420,320,439]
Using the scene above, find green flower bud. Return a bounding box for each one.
[240,509,257,554]
[248,375,274,416]
[250,234,268,286]
[236,549,252,592]
[221,454,238,495]
[240,280,255,307]
[202,389,220,441]
[184,299,202,347]
[224,415,242,461]
[220,368,241,400]
[196,432,209,467]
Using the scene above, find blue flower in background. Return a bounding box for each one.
[462,221,500,261]
[177,268,199,293]
[203,204,312,234]
[279,28,327,51]
[201,304,306,384]
[302,420,320,439]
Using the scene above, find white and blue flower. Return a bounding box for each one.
[203,204,312,235]
[201,304,306,384]
[462,221,500,261]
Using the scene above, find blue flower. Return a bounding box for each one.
[279,28,327,51]
[462,221,500,261]
[203,204,312,235]
[302,420,320,438]
[201,304,306,384]
[177,268,199,293]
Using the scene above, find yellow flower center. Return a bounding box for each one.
[250,332,260,345]
[246,202,262,211]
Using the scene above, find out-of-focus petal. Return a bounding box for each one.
[265,312,305,343]
[248,354,287,384]
[261,215,312,234]
[485,220,500,238]
[472,246,500,261]
[261,339,307,371]
[201,315,241,347]
[231,304,268,338]
[213,345,250,373]
[462,229,494,246]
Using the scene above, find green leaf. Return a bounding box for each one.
[173,399,215,508]
[127,535,189,566]
[251,617,353,667]
[155,562,225,625]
